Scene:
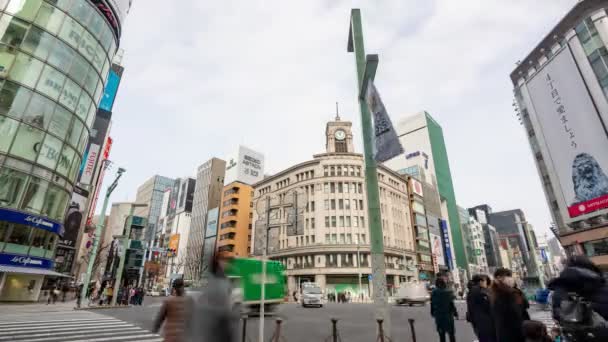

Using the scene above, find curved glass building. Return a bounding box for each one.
[0,0,127,301]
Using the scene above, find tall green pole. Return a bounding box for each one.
[79,167,125,307]
[348,8,390,334]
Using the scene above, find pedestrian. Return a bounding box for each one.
[153,279,193,342]
[431,277,458,342]
[192,254,238,341]
[61,283,69,302]
[293,290,298,303]
[490,268,530,342]
[138,287,145,305]
[105,286,113,305]
[130,287,136,305]
[522,320,552,342]
[466,274,495,342]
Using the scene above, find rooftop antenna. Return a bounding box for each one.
[335,101,340,121]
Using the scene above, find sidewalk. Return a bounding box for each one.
[0,300,77,313]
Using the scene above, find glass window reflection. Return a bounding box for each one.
[67,117,82,148]
[24,92,55,130]
[0,81,32,120]
[59,16,82,50]
[0,15,28,48]
[42,184,67,220]
[59,77,80,111]
[68,52,88,85]
[34,2,65,35]
[0,115,18,152]
[68,154,79,180]
[67,0,92,25]
[0,168,28,208]
[48,104,70,139]
[75,91,90,122]
[36,133,62,170]
[21,26,54,60]
[6,0,42,22]
[21,176,48,214]
[47,39,75,73]
[9,53,44,88]
[11,122,44,161]
[5,224,32,250]
[56,144,74,177]
[36,64,65,100]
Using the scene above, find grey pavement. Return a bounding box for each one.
[100,297,479,342]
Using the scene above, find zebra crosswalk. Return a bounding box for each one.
[0,310,162,342]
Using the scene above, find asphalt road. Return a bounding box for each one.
[99,296,479,342]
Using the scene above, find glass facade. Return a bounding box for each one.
[0,0,117,269]
[576,17,608,99]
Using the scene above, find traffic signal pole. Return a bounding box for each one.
[79,167,125,307]
[347,8,391,337]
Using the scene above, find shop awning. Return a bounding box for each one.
[0,265,70,277]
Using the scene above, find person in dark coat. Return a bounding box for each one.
[431,277,458,342]
[466,274,495,342]
[490,268,530,342]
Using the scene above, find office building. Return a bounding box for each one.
[185,158,225,282]
[252,115,416,298]
[459,206,488,276]
[0,0,131,301]
[157,177,195,287]
[511,0,608,269]
[217,146,264,258]
[385,112,466,279]
[407,176,439,281]
[469,205,502,273]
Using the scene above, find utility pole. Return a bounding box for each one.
[347,8,390,335]
[80,167,126,307]
[111,203,147,306]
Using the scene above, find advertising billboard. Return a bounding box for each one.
[526,47,608,219]
[410,178,424,197]
[205,208,219,238]
[440,219,454,270]
[79,143,100,185]
[168,234,180,257]
[60,186,89,248]
[224,146,265,185]
[430,233,446,267]
[99,70,121,112]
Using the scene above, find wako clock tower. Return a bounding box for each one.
[325,112,354,153]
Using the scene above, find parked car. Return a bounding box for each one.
[394,283,430,306]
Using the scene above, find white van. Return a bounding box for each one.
[394,283,430,306]
[301,284,323,308]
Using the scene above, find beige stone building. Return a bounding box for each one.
[252,116,417,298]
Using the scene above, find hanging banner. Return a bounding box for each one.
[365,82,404,162]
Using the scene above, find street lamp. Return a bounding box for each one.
[79,166,125,307]
[111,203,148,306]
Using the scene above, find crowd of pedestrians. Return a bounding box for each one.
[444,255,608,342]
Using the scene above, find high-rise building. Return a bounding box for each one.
[156,177,195,287]
[134,175,174,287]
[217,146,264,259]
[511,0,608,270]
[252,115,416,298]
[385,112,466,278]
[469,205,502,273]
[459,206,488,276]
[186,158,225,282]
[406,176,438,280]
[0,0,131,301]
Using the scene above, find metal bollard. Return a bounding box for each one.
[241,315,248,342]
[408,319,417,342]
[376,319,385,342]
[331,318,339,342]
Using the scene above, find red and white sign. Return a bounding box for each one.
[410,178,424,197]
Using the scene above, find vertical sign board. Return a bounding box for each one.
[440,219,453,270]
[224,146,265,185]
[525,47,608,220]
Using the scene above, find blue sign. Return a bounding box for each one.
[0,252,54,269]
[0,208,63,236]
[368,274,372,281]
[205,208,219,237]
[99,70,121,112]
[540,248,549,263]
[439,220,453,270]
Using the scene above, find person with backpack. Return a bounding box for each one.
[466,274,495,342]
[548,256,608,341]
[490,268,530,342]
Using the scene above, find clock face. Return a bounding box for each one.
[335,129,346,141]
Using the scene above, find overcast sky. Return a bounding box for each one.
[97,0,576,240]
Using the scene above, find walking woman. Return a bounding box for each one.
[431,277,458,342]
[491,268,530,342]
[153,279,192,342]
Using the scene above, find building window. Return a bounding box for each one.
[338,199,343,210]
[338,182,343,193]
[345,199,350,210]
[330,166,335,176]
[324,199,329,210]
[346,216,351,227]
[331,234,337,244]
[311,218,315,229]
[339,216,344,227]
[325,234,330,243]
[325,216,330,227]
[584,238,608,257]
[324,183,329,193]
[331,199,336,210]
[353,216,359,227]
[330,182,335,193]
[331,216,336,227]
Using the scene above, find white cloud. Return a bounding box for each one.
[99,0,576,239]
